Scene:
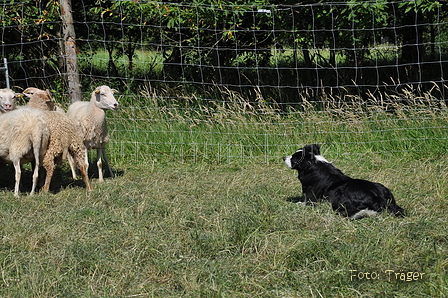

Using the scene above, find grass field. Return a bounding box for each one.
[1,86,447,297]
[0,157,447,297]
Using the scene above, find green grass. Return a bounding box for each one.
[0,157,447,297]
[1,83,447,296]
[78,49,164,77]
[106,84,448,165]
[78,45,400,79]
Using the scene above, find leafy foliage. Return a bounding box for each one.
[2,0,448,104]
[1,0,61,85]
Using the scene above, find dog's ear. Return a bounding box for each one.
[311,144,321,155]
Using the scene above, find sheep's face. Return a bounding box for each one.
[94,86,119,111]
[39,91,56,111]
[23,88,56,111]
[0,89,17,112]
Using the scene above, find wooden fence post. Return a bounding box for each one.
[60,0,81,102]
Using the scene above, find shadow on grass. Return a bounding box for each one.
[0,163,124,195]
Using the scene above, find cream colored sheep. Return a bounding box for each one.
[0,108,50,196]
[0,88,18,112]
[66,85,119,182]
[23,87,92,192]
[24,88,55,111]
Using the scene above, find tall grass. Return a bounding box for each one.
[108,82,448,165]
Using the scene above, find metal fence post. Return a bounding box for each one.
[0,58,10,89]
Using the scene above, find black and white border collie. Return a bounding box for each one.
[283,144,405,219]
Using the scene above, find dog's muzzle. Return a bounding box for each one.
[283,156,292,168]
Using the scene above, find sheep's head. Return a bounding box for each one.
[23,87,57,111]
[93,85,119,111]
[0,88,18,112]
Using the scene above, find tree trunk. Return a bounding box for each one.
[60,0,81,102]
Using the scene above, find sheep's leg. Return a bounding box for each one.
[29,137,44,196]
[101,148,114,179]
[13,160,21,197]
[67,153,78,179]
[72,149,92,191]
[84,147,89,174]
[97,148,104,182]
[42,156,54,192]
[78,162,92,191]
[79,164,92,191]
[30,159,40,196]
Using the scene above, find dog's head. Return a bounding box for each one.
[283,144,329,170]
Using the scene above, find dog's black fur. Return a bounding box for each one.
[284,144,405,219]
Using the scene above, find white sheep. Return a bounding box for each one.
[23,88,65,113]
[0,108,50,196]
[0,88,18,112]
[66,85,119,182]
[23,87,92,192]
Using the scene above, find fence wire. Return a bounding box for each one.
[1,1,447,163]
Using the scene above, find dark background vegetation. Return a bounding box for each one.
[2,0,448,105]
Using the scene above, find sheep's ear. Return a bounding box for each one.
[23,87,39,94]
[94,87,101,94]
[21,93,32,99]
[112,89,119,94]
[16,94,24,98]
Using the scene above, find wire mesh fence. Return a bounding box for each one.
[1,1,447,163]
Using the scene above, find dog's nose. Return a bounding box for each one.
[283,156,286,161]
